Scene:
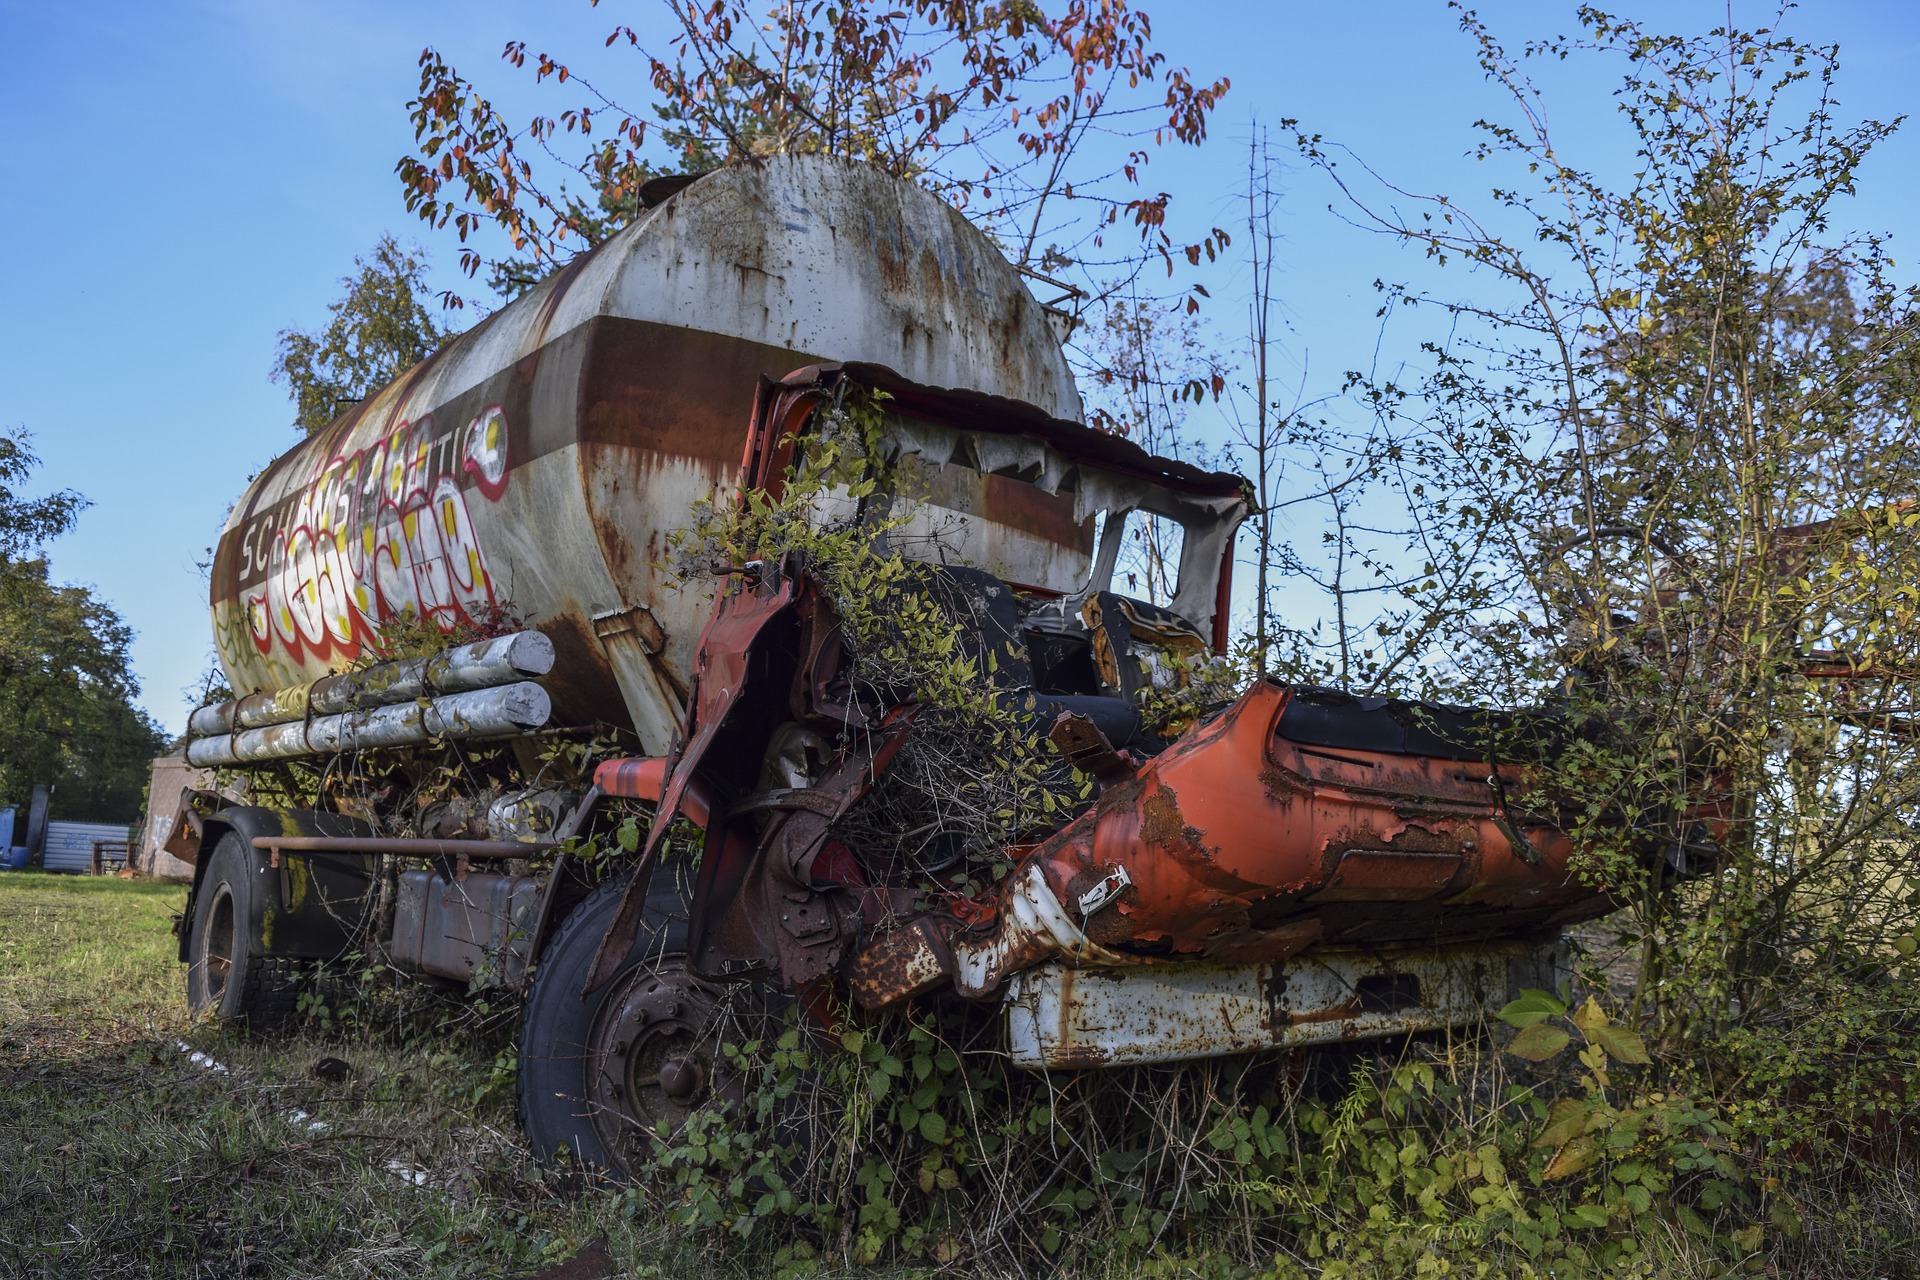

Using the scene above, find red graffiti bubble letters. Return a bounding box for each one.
[242,406,511,662]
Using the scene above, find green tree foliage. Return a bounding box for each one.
[270,235,452,435]
[0,559,166,822]
[0,427,84,568]
[1258,8,1920,1262]
[0,430,164,822]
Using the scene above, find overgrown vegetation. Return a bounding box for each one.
[634,999,1792,1276]
[669,386,1100,895]
[622,375,1890,1275]
[1231,6,1920,1275]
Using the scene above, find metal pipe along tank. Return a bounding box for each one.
[188,632,554,735]
[184,683,552,768]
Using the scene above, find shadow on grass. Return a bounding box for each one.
[0,872,717,1280]
[0,1002,741,1278]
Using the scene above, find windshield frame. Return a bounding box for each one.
[741,364,1251,650]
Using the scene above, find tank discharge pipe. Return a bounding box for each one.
[183,631,555,767]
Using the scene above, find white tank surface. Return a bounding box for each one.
[208,156,1085,752]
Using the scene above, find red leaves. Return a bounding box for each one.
[395,0,1228,288]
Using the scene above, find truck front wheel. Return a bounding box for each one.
[185,832,303,1030]
[518,867,736,1179]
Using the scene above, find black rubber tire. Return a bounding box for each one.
[517,865,694,1177]
[185,832,304,1031]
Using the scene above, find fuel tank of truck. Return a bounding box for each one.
[208,156,1082,751]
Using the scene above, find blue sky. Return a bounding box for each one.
[4,0,1920,733]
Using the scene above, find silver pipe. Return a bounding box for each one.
[186,631,556,735]
[423,631,555,696]
[184,683,552,767]
[234,684,310,731]
[312,631,554,714]
[308,657,428,718]
[187,701,236,738]
[183,734,239,769]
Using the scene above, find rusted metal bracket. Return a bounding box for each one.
[592,604,667,655]
[581,565,801,996]
[1048,711,1134,786]
[160,787,225,865]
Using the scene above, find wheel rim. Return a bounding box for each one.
[199,883,236,1005]
[583,959,722,1173]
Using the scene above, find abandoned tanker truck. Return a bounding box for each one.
[167,155,1600,1175]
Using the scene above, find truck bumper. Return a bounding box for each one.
[1002,935,1564,1069]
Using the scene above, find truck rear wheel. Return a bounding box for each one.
[519,867,758,1180]
[185,832,304,1030]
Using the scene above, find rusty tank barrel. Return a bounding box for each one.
[206,155,1083,756]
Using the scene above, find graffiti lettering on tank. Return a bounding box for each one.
[233,406,511,662]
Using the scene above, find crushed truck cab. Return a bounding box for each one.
[580,364,1586,1072]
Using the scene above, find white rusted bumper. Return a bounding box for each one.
[1003,937,1565,1069]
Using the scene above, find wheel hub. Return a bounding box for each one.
[584,961,722,1169]
[200,884,236,1004]
[658,1056,704,1102]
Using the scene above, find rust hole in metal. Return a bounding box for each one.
[1356,973,1423,1013]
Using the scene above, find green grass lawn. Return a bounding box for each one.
[0,871,706,1280]
[0,871,185,1031]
